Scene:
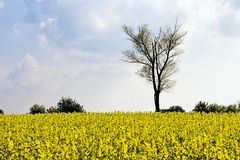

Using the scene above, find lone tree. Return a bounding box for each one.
[30,104,46,114]
[122,22,186,112]
[57,97,85,113]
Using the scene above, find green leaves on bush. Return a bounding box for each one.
[30,104,46,114]
[29,97,86,114]
[193,101,239,113]
[193,101,209,113]
[208,103,225,113]
[57,97,85,113]
[161,105,185,113]
[46,106,59,113]
[168,106,185,112]
[226,104,238,113]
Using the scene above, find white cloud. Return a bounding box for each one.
[12,24,22,35]
[7,54,40,87]
[39,18,57,29]
[90,11,108,31]
[37,34,48,48]
[67,48,91,58]
[179,0,222,34]
[0,0,4,9]
[39,22,46,29]
[0,54,46,113]
[215,1,240,37]
[21,54,39,72]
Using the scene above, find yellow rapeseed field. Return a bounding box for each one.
[0,112,239,159]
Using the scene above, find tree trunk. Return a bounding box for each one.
[154,91,160,112]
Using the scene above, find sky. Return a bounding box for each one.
[1,0,240,113]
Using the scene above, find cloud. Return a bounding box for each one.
[0,0,4,9]
[177,0,240,39]
[12,25,21,36]
[90,11,108,31]
[7,54,40,87]
[0,54,42,113]
[12,23,26,36]
[37,34,48,48]
[39,17,57,29]
[228,0,240,9]
[216,1,240,37]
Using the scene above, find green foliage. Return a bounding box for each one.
[57,97,85,113]
[193,101,209,113]
[193,101,239,113]
[168,105,185,112]
[208,103,225,113]
[226,104,238,113]
[30,104,46,114]
[160,108,170,113]
[161,106,185,113]
[0,109,4,114]
[47,106,59,113]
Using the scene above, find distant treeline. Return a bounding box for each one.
[161,101,240,113]
[0,99,240,115]
[28,97,85,114]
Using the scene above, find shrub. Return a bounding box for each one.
[208,103,225,113]
[193,101,209,113]
[237,103,240,112]
[193,101,239,113]
[168,106,185,112]
[226,104,238,113]
[160,106,185,113]
[160,108,170,113]
[57,97,85,113]
[0,109,4,114]
[47,106,59,113]
[30,104,46,114]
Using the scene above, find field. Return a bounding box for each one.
[0,112,239,159]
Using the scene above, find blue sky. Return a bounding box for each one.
[1,0,240,113]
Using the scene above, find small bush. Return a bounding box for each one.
[226,104,238,113]
[193,101,209,113]
[57,97,85,113]
[160,106,185,113]
[193,101,240,113]
[208,103,225,113]
[0,109,4,114]
[47,106,59,113]
[30,104,46,114]
[168,106,185,112]
[237,103,240,112]
[160,108,170,113]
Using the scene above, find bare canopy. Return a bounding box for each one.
[122,22,186,112]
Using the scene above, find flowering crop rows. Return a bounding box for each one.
[0,112,239,159]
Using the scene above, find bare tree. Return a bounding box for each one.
[122,22,186,112]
